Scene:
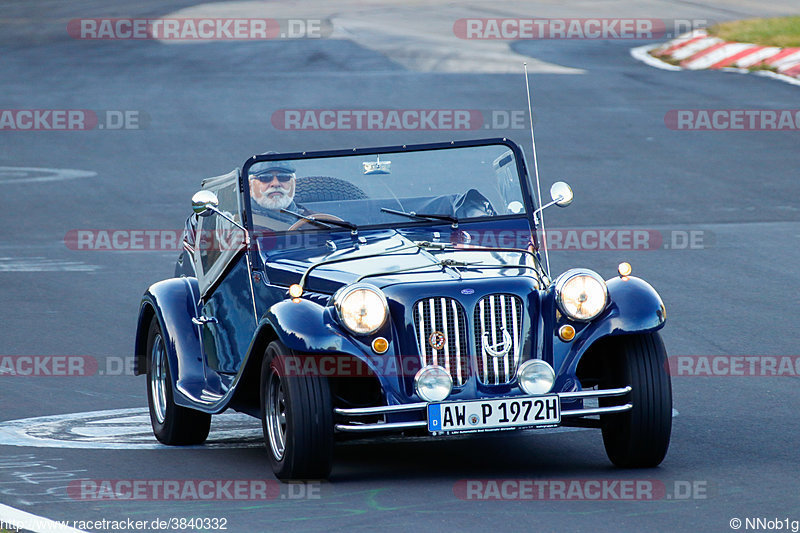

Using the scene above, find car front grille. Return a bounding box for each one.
[412,297,469,386]
[474,294,523,385]
[411,293,524,387]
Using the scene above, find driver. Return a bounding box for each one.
[248,160,309,227]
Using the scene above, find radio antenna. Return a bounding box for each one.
[523,63,550,277]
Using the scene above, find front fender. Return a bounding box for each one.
[556,275,666,385]
[597,275,666,336]
[133,277,204,407]
[251,298,412,408]
[261,298,364,354]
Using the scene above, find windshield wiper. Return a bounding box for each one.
[381,207,458,226]
[280,209,358,232]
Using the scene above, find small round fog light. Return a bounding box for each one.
[414,365,453,402]
[518,360,556,395]
[618,262,632,277]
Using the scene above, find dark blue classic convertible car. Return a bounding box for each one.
[134,138,671,480]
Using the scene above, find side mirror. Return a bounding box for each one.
[191,190,219,217]
[550,181,573,207]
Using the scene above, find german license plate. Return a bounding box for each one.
[427,396,560,434]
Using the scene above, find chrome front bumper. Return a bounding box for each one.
[334,386,632,433]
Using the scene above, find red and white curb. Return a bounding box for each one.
[631,30,800,86]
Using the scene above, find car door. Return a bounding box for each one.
[192,170,257,391]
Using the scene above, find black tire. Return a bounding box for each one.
[146,317,211,445]
[260,340,334,481]
[295,176,367,203]
[599,332,672,468]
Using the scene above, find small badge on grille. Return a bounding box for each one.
[482,327,512,358]
[429,331,447,350]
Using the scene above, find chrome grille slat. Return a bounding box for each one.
[500,295,509,381]
[417,300,425,365]
[479,299,488,382]
[439,298,446,376]
[474,294,524,385]
[428,298,437,366]
[490,295,499,385]
[511,295,520,367]
[412,297,468,386]
[451,299,462,380]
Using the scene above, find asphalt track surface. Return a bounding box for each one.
[1,1,799,532]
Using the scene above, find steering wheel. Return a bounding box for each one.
[287,213,346,231]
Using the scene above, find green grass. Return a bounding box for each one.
[707,16,800,48]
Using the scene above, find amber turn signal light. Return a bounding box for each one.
[289,284,303,298]
[372,337,389,354]
[558,324,576,342]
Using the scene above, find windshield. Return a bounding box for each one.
[246,143,529,231]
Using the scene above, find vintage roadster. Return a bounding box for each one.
[134,138,671,480]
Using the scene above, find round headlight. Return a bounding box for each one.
[554,269,608,321]
[414,365,453,402]
[334,283,388,335]
[518,359,555,395]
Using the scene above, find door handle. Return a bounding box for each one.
[192,316,218,325]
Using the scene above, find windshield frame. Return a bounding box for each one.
[240,137,538,235]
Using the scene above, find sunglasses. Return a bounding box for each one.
[251,172,294,183]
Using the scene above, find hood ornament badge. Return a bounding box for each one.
[482,328,512,358]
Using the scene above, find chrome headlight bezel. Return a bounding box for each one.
[414,365,453,402]
[333,283,389,336]
[554,268,608,322]
[517,359,556,395]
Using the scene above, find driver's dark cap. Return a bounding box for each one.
[249,160,296,178]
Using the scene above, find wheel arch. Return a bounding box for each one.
[228,320,280,416]
[134,301,157,376]
[132,277,204,408]
[559,276,666,388]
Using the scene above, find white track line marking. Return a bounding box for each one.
[752,70,800,87]
[0,257,100,272]
[0,503,87,533]
[157,2,585,74]
[0,407,678,449]
[0,167,96,184]
[0,408,262,449]
[630,44,682,71]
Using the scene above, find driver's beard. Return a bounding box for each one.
[254,188,293,210]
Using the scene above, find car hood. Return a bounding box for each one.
[257,229,539,295]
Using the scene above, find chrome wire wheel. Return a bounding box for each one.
[266,370,287,460]
[150,333,167,425]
